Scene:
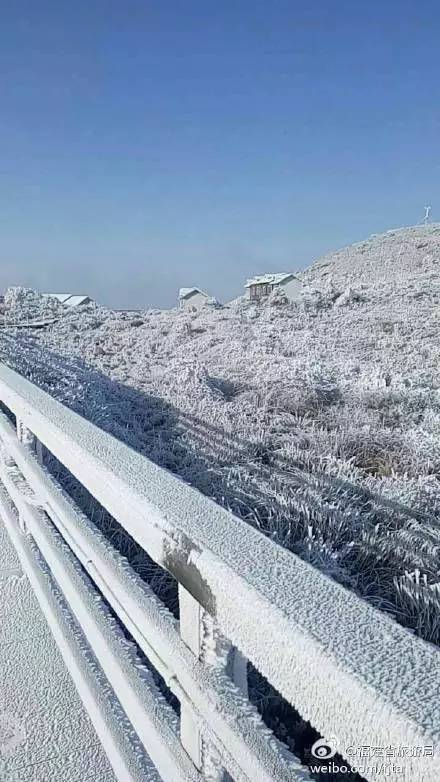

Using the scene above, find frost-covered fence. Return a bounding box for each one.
[0,363,438,782]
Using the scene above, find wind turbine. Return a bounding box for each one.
[422,205,432,225]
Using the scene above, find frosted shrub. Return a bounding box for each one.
[394,571,440,644]
[267,287,288,307]
[206,375,242,400]
[265,371,342,416]
[4,287,64,322]
[333,430,407,476]
[307,368,343,409]
[301,285,341,311]
[361,387,440,428]
[334,286,365,307]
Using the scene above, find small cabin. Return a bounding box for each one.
[245,273,302,303]
[179,287,210,312]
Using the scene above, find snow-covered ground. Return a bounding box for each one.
[0,516,116,782]
[1,224,440,647]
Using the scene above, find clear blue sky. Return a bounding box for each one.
[1,1,439,308]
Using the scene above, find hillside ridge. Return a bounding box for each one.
[301,223,440,290]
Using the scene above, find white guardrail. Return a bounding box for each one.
[0,363,438,782]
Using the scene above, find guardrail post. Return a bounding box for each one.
[178,585,204,770]
[16,419,36,449]
[16,419,32,532]
[179,585,247,780]
[15,418,43,532]
[16,418,44,464]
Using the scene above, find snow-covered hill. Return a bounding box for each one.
[303,222,440,288]
[1,224,440,646]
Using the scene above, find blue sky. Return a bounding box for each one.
[1,1,439,308]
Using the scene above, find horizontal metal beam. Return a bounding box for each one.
[0,411,302,782]
[0,460,200,782]
[0,483,156,782]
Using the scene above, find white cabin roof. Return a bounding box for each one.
[245,272,297,288]
[45,293,72,303]
[43,293,92,307]
[179,287,209,300]
[64,295,91,307]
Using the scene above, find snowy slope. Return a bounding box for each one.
[1,225,440,647]
[302,223,440,286]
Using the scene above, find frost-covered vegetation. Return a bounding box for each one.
[2,225,440,780]
[1,287,65,322]
[1,225,440,651]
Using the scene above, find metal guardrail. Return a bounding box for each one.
[0,317,59,329]
[0,363,438,782]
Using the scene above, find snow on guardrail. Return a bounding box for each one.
[0,362,438,782]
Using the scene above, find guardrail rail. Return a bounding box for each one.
[0,362,438,782]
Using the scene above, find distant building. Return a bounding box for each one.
[44,293,93,307]
[245,273,302,303]
[179,287,211,312]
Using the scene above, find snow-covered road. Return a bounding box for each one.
[0,514,116,782]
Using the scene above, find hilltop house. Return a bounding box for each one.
[245,273,302,303]
[179,287,211,312]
